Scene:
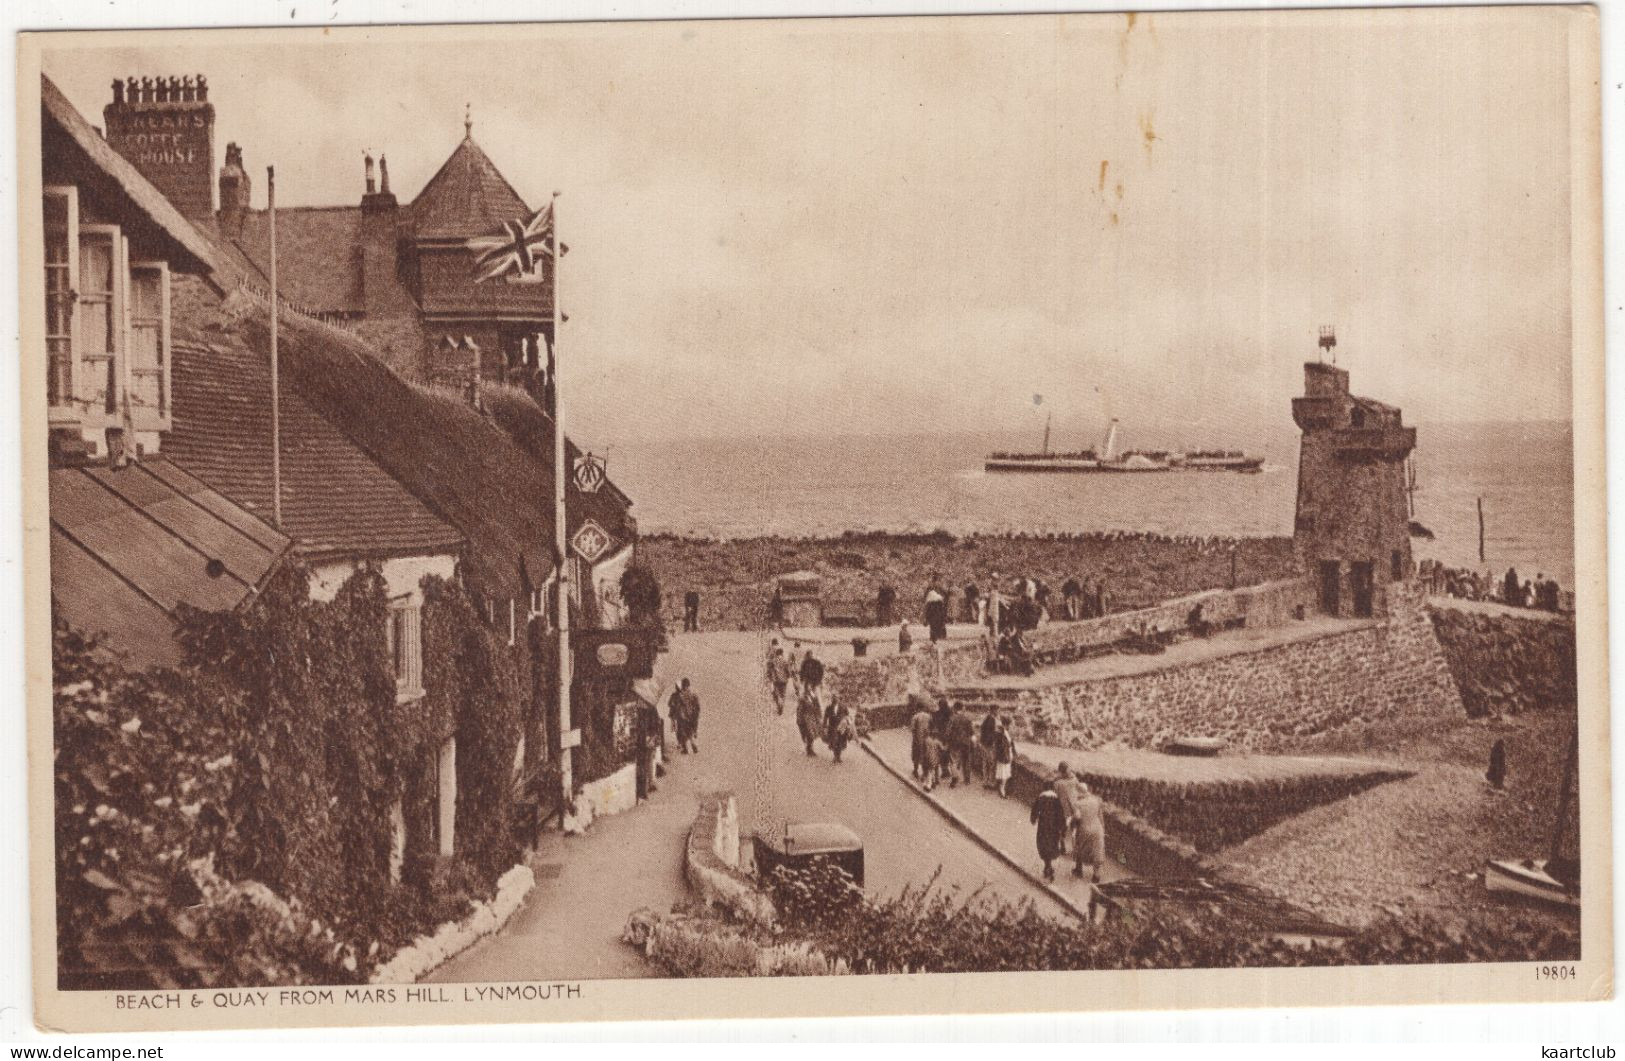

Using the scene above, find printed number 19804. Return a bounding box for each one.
[1536,965,1577,981]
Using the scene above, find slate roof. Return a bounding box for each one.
[163,322,464,562]
[186,290,635,605]
[409,134,531,241]
[227,207,367,314]
[50,458,291,668]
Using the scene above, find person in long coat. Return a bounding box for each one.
[908,693,935,781]
[796,687,825,758]
[1071,782,1108,882]
[924,584,949,643]
[1030,780,1068,881]
[824,698,854,763]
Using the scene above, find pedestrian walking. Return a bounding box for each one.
[635,695,663,802]
[796,687,825,758]
[824,697,854,763]
[767,644,792,715]
[908,693,934,781]
[991,718,1015,798]
[964,583,981,625]
[1053,762,1084,855]
[1031,779,1068,881]
[668,678,701,754]
[1071,781,1107,881]
[945,702,976,789]
[978,706,998,783]
[799,649,825,693]
[683,590,701,632]
[924,579,949,643]
[921,733,945,791]
[898,620,913,654]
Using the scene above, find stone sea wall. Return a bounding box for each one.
[1427,602,1577,718]
[834,578,1314,711]
[935,583,1464,753]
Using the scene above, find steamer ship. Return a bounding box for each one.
[984,417,1263,474]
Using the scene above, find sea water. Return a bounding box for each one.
[607,421,1576,588]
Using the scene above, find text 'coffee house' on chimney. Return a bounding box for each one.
[103,73,557,390]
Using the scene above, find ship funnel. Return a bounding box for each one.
[1101,419,1121,461]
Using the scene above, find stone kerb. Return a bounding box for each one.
[684,793,777,928]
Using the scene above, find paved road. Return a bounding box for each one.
[429,630,1069,983]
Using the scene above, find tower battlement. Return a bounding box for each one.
[1293,360,1415,619]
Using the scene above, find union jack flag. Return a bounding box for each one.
[467,202,554,282]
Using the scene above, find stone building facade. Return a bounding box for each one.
[101,76,554,389]
[1291,361,1417,619]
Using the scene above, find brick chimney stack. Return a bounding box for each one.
[104,73,216,221]
[360,151,410,315]
[217,142,251,238]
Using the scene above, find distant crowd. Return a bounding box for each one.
[1420,560,1569,613]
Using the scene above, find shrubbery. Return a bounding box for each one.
[53,621,355,988]
[646,864,1580,977]
[56,559,535,988]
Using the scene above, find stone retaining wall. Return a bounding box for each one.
[1001,753,1218,878]
[684,793,777,927]
[946,583,1462,753]
[1428,602,1577,718]
[833,578,1314,711]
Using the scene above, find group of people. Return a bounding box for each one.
[907,694,1016,796]
[1421,560,1568,613]
[1030,763,1108,883]
[764,639,853,761]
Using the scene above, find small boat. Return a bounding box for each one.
[1484,723,1580,910]
[1484,858,1579,908]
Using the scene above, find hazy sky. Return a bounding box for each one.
[41,10,1580,445]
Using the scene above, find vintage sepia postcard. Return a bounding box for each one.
[17,7,1609,1033]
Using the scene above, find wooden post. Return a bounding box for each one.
[1477,497,1486,563]
[551,194,572,822]
[268,165,281,530]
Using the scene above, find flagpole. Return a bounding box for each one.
[551,192,573,821]
[268,165,282,530]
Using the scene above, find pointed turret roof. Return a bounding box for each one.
[410,131,530,240]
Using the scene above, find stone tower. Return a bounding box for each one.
[104,75,215,221]
[1291,361,1416,618]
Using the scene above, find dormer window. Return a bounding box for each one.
[42,186,173,434]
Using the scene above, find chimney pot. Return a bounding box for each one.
[111,79,124,104]
[379,154,390,195]
[197,74,208,101]
[364,152,376,195]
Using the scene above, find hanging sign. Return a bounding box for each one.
[573,628,656,679]
[559,728,583,751]
[570,520,614,564]
[573,452,607,494]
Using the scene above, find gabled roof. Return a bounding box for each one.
[163,310,464,562]
[227,207,366,314]
[410,134,531,241]
[50,458,291,668]
[40,75,227,288]
[176,288,635,604]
